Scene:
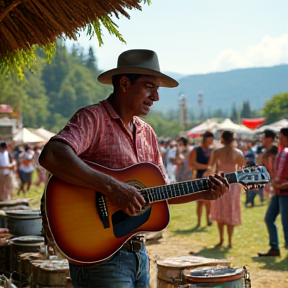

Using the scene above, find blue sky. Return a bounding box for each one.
[66,0,288,75]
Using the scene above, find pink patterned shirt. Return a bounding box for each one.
[274,148,288,195]
[51,100,166,179]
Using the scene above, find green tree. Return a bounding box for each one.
[241,100,251,118]
[230,102,238,123]
[261,92,288,124]
[41,44,71,106]
[21,72,49,128]
[85,47,99,73]
[0,69,49,128]
[213,108,225,119]
[145,112,182,137]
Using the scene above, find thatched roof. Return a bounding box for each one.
[0,0,147,58]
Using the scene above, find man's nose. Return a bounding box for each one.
[151,90,159,101]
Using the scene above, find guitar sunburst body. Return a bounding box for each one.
[45,161,270,265]
[45,162,169,265]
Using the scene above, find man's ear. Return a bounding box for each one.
[120,76,127,86]
[119,76,130,92]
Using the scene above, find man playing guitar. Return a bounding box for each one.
[39,49,229,288]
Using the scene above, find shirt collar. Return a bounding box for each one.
[101,99,120,120]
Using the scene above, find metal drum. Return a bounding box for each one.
[156,256,231,288]
[184,266,245,288]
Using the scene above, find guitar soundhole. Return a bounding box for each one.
[126,180,145,190]
[126,180,149,207]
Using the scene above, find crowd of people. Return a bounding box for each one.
[0,141,47,201]
[159,128,288,253]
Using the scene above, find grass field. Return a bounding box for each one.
[13,180,288,287]
[156,192,288,287]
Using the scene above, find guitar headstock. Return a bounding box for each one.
[235,166,271,189]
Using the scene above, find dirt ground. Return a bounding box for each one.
[145,231,288,288]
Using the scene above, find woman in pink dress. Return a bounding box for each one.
[205,131,244,248]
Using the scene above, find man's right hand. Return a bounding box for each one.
[106,180,146,216]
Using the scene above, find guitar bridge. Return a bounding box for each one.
[96,192,110,228]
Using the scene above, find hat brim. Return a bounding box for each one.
[97,67,179,88]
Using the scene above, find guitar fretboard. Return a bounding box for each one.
[140,178,209,203]
[139,172,238,204]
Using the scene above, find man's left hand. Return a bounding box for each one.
[201,174,229,201]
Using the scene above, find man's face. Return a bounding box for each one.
[279,133,288,148]
[126,76,160,117]
[177,140,186,152]
[204,136,214,146]
[262,136,272,148]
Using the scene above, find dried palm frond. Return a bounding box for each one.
[0,0,151,76]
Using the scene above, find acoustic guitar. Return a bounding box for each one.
[44,161,270,265]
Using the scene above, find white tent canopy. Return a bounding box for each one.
[13,128,46,143]
[218,118,253,134]
[187,119,219,137]
[254,119,288,133]
[30,127,55,141]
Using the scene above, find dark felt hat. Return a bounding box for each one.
[97,49,179,88]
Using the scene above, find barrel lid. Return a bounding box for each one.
[4,210,40,216]
[184,266,244,283]
[11,236,44,244]
[4,210,41,219]
[157,256,231,268]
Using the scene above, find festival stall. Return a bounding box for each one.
[29,128,56,141]
[187,119,219,138]
[254,118,288,134]
[13,128,46,144]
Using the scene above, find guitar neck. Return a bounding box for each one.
[140,171,238,203]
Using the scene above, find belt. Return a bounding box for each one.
[122,236,145,252]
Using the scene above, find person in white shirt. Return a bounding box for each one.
[0,142,13,201]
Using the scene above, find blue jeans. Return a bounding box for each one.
[264,195,288,249]
[69,244,149,288]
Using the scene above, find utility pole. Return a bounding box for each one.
[179,93,187,130]
[198,92,203,121]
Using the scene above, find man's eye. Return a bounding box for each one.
[146,84,158,90]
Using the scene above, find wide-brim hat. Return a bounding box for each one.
[97,49,179,88]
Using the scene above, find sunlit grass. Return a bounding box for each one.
[11,171,45,210]
[167,192,288,280]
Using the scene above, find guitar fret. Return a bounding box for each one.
[139,166,270,204]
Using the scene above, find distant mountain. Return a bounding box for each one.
[153,64,288,115]
[163,71,188,81]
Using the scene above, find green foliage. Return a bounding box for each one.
[145,112,183,137]
[261,92,288,124]
[230,102,238,123]
[0,43,111,132]
[241,100,251,119]
[0,43,57,81]
[1,0,152,78]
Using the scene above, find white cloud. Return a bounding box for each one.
[210,34,288,72]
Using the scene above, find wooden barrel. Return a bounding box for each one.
[0,234,10,273]
[19,252,44,287]
[183,266,244,287]
[31,259,70,288]
[10,236,45,273]
[156,256,231,288]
